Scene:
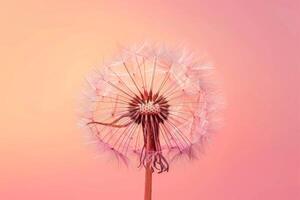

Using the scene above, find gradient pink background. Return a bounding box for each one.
[0,1,299,199]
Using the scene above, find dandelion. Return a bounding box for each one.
[80,44,222,200]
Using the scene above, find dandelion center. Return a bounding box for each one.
[139,101,160,115]
[127,92,170,126]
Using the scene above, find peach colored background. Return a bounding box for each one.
[0,1,299,199]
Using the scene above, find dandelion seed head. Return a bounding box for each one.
[80,43,223,173]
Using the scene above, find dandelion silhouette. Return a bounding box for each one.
[80,44,221,200]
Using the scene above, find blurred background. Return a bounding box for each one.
[0,1,299,199]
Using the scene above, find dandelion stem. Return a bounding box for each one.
[144,120,153,200]
[144,161,152,200]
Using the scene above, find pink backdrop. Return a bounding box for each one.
[0,1,299,199]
